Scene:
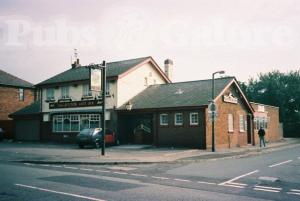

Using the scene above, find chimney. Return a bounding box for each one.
[164,59,173,81]
[71,48,81,68]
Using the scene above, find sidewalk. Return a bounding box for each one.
[0,138,299,165]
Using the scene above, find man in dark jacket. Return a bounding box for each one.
[258,127,266,147]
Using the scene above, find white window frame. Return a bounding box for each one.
[82,84,92,97]
[174,113,183,126]
[228,114,234,132]
[239,114,245,132]
[190,113,199,125]
[46,88,55,100]
[106,81,110,96]
[144,77,148,86]
[61,86,69,99]
[160,114,168,126]
[19,88,24,101]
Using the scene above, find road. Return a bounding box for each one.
[0,146,299,201]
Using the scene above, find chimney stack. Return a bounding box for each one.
[164,59,173,81]
[71,49,81,68]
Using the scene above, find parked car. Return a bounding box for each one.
[76,128,117,149]
[0,128,4,141]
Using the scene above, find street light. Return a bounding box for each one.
[211,70,225,152]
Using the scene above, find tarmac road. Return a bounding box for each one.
[0,145,299,201]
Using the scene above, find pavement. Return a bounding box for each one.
[0,138,299,165]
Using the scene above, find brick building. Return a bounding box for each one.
[118,77,282,149]
[251,102,283,144]
[0,69,35,139]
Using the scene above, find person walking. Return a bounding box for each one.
[258,126,266,147]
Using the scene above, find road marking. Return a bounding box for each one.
[288,192,300,196]
[219,170,259,185]
[95,170,110,173]
[113,171,128,175]
[197,181,216,185]
[130,173,148,177]
[52,165,62,168]
[229,182,247,186]
[40,164,50,167]
[80,168,93,171]
[221,184,245,189]
[291,189,300,192]
[173,178,191,182]
[298,157,300,159]
[254,185,282,190]
[269,160,293,168]
[15,184,106,201]
[254,188,280,193]
[64,166,78,170]
[151,176,169,180]
[24,163,34,166]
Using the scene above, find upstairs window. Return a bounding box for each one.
[19,88,24,101]
[190,113,199,125]
[160,114,168,126]
[83,84,92,97]
[144,77,148,86]
[61,86,69,99]
[46,88,55,100]
[175,113,183,126]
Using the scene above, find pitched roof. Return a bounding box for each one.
[0,69,34,88]
[118,77,235,110]
[9,101,40,117]
[37,56,153,86]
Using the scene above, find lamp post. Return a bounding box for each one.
[211,70,225,152]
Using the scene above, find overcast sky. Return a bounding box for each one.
[0,0,300,84]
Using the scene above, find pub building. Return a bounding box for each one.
[10,56,282,149]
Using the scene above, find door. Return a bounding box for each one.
[15,119,40,141]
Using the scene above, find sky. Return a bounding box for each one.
[0,0,300,84]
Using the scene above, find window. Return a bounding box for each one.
[190,113,199,125]
[61,86,69,99]
[106,82,110,96]
[254,116,269,129]
[160,114,168,126]
[239,115,245,132]
[153,79,156,85]
[82,84,92,97]
[46,88,55,100]
[144,77,148,86]
[19,88,24,101]
[90,114,100,128]
[53,114,100,132]
[228,114,234,132]
[175,113,183,126]
[71,115,80,131]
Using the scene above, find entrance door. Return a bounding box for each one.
[119,114,153,144]
[247,115,252,144]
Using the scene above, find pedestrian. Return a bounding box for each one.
[258,126,266,147]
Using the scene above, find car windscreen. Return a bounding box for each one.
[80,129,93,135]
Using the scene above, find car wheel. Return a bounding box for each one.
[78,144,84,149]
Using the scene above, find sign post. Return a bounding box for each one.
[89,61,106,156]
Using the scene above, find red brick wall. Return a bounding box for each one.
[0,86,34,138]
[206,84,252,150]
[251,103,282,144]
[0,86,34,120]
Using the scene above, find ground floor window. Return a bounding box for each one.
[190,113,199,125]
[254,116,269,130]
[175,113,183,126]
[160,114,168,126]
[239,115,245,132]
[228,114,234,132]
[52,114,101,132]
